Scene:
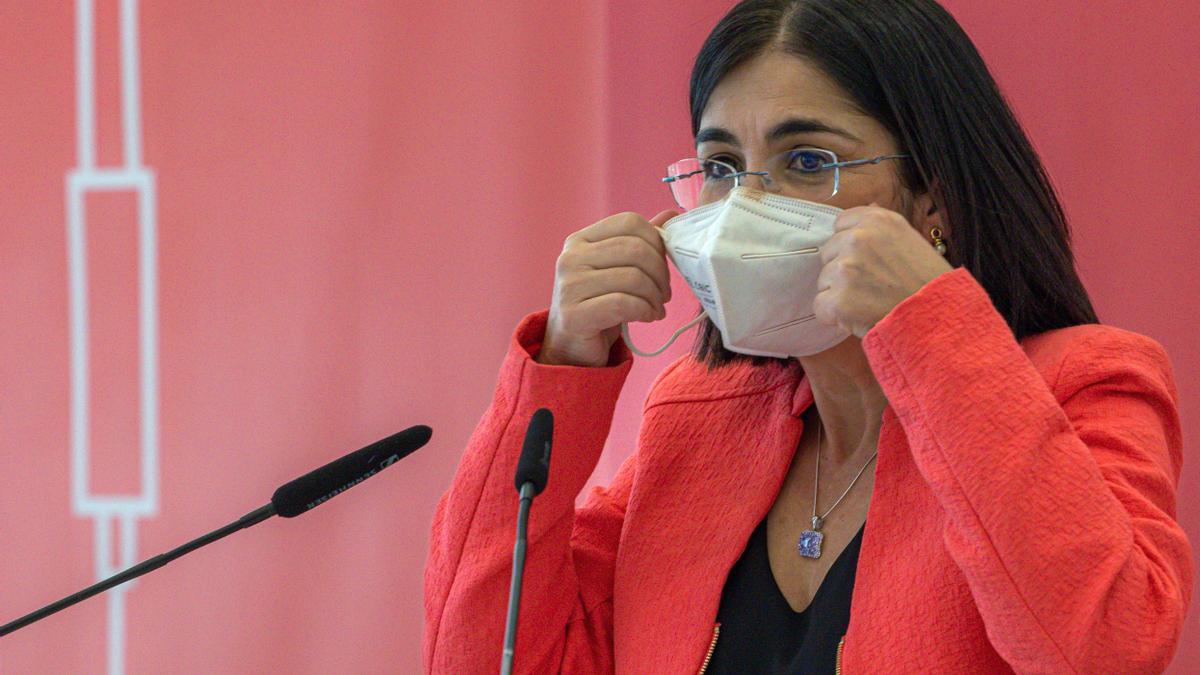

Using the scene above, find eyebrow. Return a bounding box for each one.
[695,117,862,147]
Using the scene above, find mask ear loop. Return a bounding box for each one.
[621,312,707,357]
[619,221,708,357]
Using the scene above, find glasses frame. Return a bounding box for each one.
[662,147,910,210]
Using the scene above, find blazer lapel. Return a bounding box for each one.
[613,363,808,672]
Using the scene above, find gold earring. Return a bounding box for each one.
[930,227,947,256]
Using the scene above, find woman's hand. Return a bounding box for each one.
[538,210,679,367]
[813,205,954,337]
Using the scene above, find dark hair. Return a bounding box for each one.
[689,0,1098,367]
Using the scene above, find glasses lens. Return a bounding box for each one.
[772,148,838,202]
[665,158,735,211]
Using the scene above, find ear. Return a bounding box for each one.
[910,180,947,239]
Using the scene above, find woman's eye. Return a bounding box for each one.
[789,149,828,173]
[704,157,740,178]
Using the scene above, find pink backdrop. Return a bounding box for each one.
[1,1,1196,672]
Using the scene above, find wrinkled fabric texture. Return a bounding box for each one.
[423,267,1192,674]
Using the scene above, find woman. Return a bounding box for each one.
[423,0,1192,672]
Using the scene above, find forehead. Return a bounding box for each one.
[698,50,879,144]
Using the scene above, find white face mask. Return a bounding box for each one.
[622,186,850,359]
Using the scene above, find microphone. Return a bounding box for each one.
[272,424,432,517]
[0,425,432,638]
[501,408,553,675]
[514,407,553,497]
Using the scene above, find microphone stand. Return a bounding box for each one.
[0,505,275,638]
[500,482,536,675]
[1,424,431,639]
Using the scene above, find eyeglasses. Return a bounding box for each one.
[662,147,909,211]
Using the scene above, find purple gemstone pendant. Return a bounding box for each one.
[798,515,824,558]
[798,529,823,558]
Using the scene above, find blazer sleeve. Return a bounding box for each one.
[862,268,1192,675]
[423,310,634,674]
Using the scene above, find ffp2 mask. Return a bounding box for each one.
[622,186,850,359]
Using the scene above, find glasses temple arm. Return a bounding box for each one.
[663,166,717,183]
[824,153,910,170]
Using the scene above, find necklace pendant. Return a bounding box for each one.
[798,529,823,559]
[798,516,824,559]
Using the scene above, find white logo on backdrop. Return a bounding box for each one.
[67,1,158,673]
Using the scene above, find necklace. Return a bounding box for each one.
[797,419,877,559]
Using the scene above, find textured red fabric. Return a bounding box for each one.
[423,267,1191,674]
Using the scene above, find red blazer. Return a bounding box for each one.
[423,268,1191,674]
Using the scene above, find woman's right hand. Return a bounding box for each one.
[537,210,679,367]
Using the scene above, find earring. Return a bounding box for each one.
[930,227,947,256]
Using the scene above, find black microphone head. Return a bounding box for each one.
[271,424,432,518]
[514,408,553,496]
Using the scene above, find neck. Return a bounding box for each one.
[796,336,887,465]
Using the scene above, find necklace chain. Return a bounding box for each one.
[811,418,877,528]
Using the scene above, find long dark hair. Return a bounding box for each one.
[689,0,1099,367]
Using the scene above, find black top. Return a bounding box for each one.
[706,515,865,674]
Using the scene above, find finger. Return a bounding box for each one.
[575,212,666,256]
[820,230,849,265]
[576,235,672,300]
[833,206,872,233]
[573,292,661,333]
[562,266,667,311]
[816,258,837,293]
[649,209,679,229]
[811,288,840,327]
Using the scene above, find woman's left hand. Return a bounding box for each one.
[813,205,955,337]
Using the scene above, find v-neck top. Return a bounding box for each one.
[706,515,866,673]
